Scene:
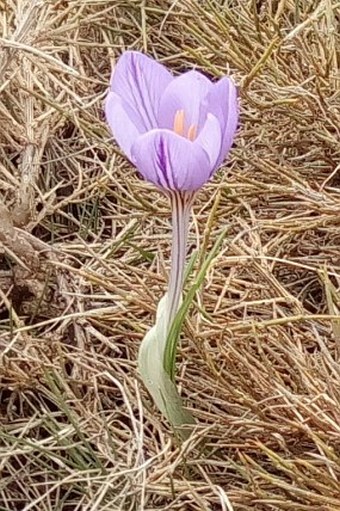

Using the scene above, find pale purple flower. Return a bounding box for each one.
[105,51,238,192]
[105,52,239,435]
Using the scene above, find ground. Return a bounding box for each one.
[1,1,340,510]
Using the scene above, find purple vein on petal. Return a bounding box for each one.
[128,54,157,129]
[157,136,172,189]
[131,129,212,192]
[111,52,173,134]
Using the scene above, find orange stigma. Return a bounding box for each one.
[173,109,197,140]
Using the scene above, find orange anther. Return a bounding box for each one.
[173,110,197,141]
[173,109,185,136]
[187,124,197,141]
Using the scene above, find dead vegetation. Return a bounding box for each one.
[0,0,340,509]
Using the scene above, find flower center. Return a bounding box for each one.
[173,110,197,141]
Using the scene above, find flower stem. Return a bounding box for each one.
[163,191,194,358]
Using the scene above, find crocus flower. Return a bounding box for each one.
[105,51,238,437]
[105,51,238,193]
[105,50,238,332]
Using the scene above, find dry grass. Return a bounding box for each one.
[1,0,340,509]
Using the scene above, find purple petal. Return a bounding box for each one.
[158,71,212,134]
[131,129,212,191]
[110,51,173,132]
[105,92,140,160]
[194,113,222,171]
[205,77,239,167]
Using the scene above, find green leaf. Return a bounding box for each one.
[139,229,227,439]
[138,294,195,440]
[164,228,227,381]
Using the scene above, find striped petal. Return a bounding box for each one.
[109,51,173,132]
[131,129,211,191]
